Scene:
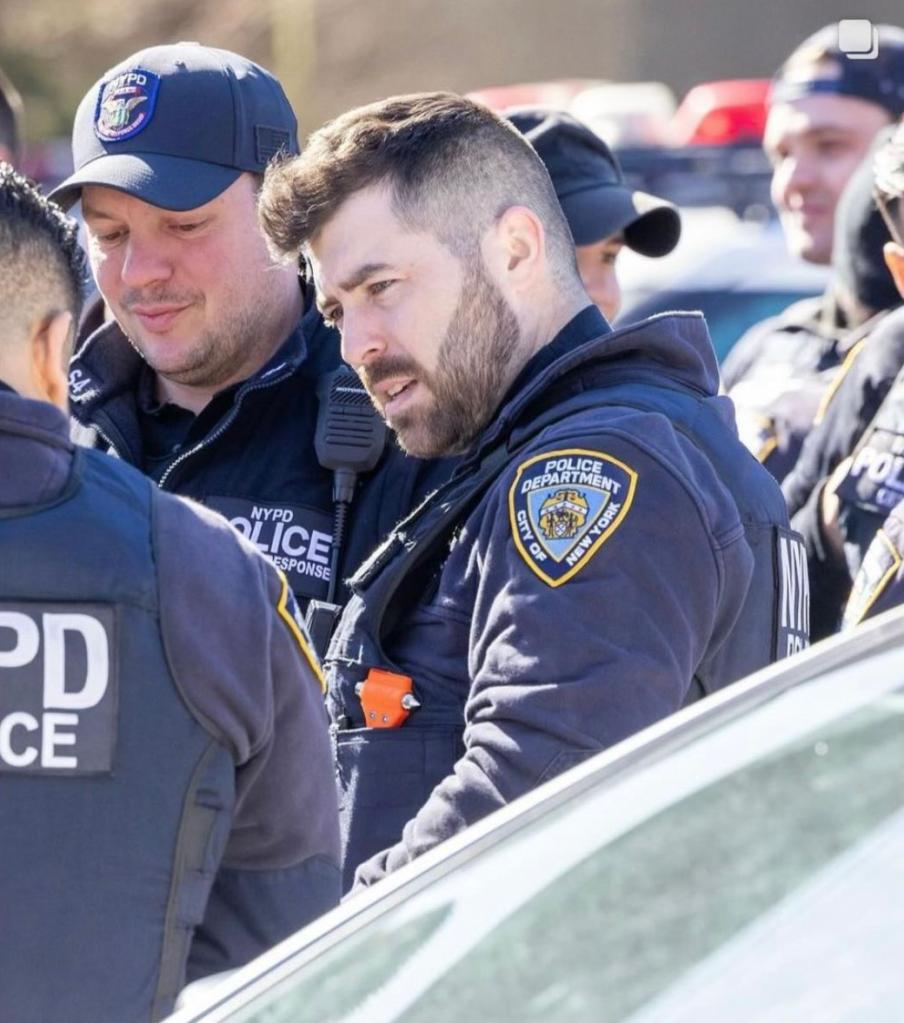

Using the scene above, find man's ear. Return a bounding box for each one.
[487,205,545,284]
[884,241,904,300]
[30,310,73,412]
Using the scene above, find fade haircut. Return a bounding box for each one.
[0,163,88,345]
[874,121,904,246]
[259,91,579,280]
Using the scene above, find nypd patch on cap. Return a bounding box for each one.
[94,68,161,142]
[49,42,300,212]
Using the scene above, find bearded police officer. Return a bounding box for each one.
[260,92,808,892]
[0,165,340,1022]
[49,43,445,625]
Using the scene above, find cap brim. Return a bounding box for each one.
[48,152,242,212]
[560,184,682,257]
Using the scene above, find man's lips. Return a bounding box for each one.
[129,304,190,333]
[375,377,417,414]
[787,200,831,221]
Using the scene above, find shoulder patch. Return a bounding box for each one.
[843,528,903,629]
[508,448,638,587]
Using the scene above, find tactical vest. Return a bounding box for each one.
[326,367,808,885]
[0,447,234,1023]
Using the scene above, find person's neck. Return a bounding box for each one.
[154,288,303,414]
[517,290,590,366]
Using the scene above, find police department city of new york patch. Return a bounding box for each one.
[94,68,160,142]
[508,448,638,587]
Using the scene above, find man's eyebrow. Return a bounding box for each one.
[317,261,395,315]
[80,201,116,221]
[338,261,394,293]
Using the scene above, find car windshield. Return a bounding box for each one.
[211,644,904,1023]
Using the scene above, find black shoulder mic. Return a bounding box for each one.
[313,364,387,612]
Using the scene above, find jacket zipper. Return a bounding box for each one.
[157,363,295,490]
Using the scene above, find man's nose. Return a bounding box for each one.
[777,152,818,203]
[120,233,173,290]
[340,307,388,369]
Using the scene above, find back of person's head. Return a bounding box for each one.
[832,127,902,321]
[0,163,87,403]
[260,91,579,283]
[0,66,24,166]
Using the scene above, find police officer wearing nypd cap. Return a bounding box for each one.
[50,43,444,622]
[0,164,340,1022]
[723,23,904,484]
[505,106,681,323]
[259,91,808,893]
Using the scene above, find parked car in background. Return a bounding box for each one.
[618,211,829,362]
[166,605,904,1023]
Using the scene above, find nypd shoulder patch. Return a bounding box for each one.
[508,447,638,587]
[94,68,160,143]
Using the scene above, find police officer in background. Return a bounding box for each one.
[723,23,904,482]
[0,165,340,1022]
[50,43,445,622]
[260,92,806,893]
[505,107,681,323]
[782,124,904,636]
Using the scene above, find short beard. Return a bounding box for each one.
[379,262,523,458]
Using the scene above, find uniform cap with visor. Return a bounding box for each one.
[506,106,681,257]
[50,42,299,212]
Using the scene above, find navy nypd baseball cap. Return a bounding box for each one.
[506,106,681,257]
[50,42,299,212]
[770,23,904,117]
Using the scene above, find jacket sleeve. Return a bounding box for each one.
[783,312,904,517]
[153,493,341,976]
[353,427,753,889]
[843,500,904,627]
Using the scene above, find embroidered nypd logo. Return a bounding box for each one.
[509,448,637,587]
[94,68,160,142]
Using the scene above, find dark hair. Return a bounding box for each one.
[0,66,24,164]
[874,122,904,245]
[0,162,88,325]
[259,91,577,275]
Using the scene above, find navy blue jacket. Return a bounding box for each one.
[0,384,340,1023]
[843,497,904,627]
[783,305,904,638]
[67,305,446,607]
[327,308,805,892]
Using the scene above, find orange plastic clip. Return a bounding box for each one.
[355,668,420,728]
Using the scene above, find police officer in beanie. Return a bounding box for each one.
[50,43,446,626]
[723,23,904,483]
[0,165,340,1022]
[259,92,807,893]
[505,107,681,323]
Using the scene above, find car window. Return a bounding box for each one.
[216,647,904,1023]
